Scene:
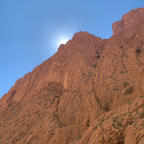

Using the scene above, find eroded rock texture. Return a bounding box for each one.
[0,8,144,144]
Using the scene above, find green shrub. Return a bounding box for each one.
[103,103,110,112]
[77,136,82,139]
[114,88,119,91]
[112,123,118,129]
[93,125,98,130]
[139,112,144,119]
[139,95,144,98]
[135,48,141,55]
[124,86,134,95]
[123,82,129,88]
[92,64,97,68]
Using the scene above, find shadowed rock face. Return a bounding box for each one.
[0,8,144,144]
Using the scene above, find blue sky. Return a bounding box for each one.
[0,0,144,98]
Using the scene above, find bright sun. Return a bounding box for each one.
[57,37,69,47]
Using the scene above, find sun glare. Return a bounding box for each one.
[57,37,69,47]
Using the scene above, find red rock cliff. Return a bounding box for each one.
[0,8,144,144]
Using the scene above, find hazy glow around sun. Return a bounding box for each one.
[57,37,69,47]
[44,29,75,58]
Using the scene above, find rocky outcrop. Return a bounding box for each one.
[0,8,144,144]
[73,96,144,144]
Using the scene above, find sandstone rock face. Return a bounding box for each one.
[73,97,144,144]
[0,8,144,144]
